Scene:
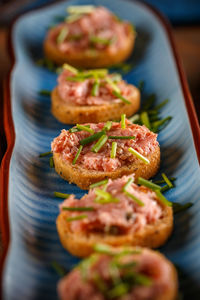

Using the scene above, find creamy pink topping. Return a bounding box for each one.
[60,175,163,234]
[48,7,132,54]
[57,70,135,105]
[51,121,158,172]
[58,248,174,300]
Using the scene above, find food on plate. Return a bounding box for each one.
[57,245,178,300]
[51,64,140,124]
[44,5,135,67]
[51,117,160,189]
[56,174,173,257]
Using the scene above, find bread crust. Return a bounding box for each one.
[51,86,140,124]
[56,196,173,258]
[44,25,135,67]
[53,146,160,190]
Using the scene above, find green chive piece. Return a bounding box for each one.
[161,173,173,188]
[69,125,90,133]
[80,131,105,146]
[63,63,78,74]
[57,27,68,44]
[51,261,66,277]
[72,145,83,165]
[91,79,99,96]
[138,177,161,190]
[108,136,135,140]
[66,76,85,82]
[112,91,131,104]
[92,272,107,292]
[111,142,117,158]
[143,94,156,110]
[155,189,172,206]
[39,90,51,96]
[154,177,176,184]
[124,191,144,206]
[154,99,169,110]
[121,114,126,129]
[90,179,108,189]
[122,177,134,192]
[62,206,94,211]
[128,147,150,164]
[129,114,140,123]
[152,116,172,132]
[103,121,112,131]
[94,244,116,255]
[67,5,95,15]
[95,189,119,204]
[79,254,99,280]
[108,282,129,299]
[68,34,83,41]
[105,77,120,93]
[84,69,108,78]
[54,192,70,199]
[160,185,170,193]
[138,80,144,92]
[76,124,94,134]
[65,14,83,23]
[140,111,151,129]
[90,35,113,46]
[173,202,193,214]
[49,156,54,168]
[92,135,108,153]
[39,151,52,157]
[111,73,122,82]
[133,273,152,286]
[66,214,88,222]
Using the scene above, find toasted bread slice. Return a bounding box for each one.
[44,24,135,67]
[56,196,172,258]
[51,86,140,124]
[53,146,160,190]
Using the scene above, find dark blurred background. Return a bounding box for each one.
[0,0,200,163]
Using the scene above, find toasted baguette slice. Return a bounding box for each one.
[44,24,135,67]
[51,86,140,124]
[56,197,173,258]
[53,146,160,190]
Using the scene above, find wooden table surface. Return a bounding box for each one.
[0,25,200,163]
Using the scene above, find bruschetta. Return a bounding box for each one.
[44,5,135,67]
[51,119,160,189]
[56,174,173,257]
[58,245,178,300]
[51,65,140,124]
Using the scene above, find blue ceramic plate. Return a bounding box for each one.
[1,0,200,299]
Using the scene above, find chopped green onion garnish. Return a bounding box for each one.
[133,273,152,286]
[51,261,66,277]
[124,191,144,206]
[142,94,156,110]
[68,34,83,41]
[92,273,107,292]
[108,136,135,140]
[76,124,94,134]
[111,73,122,82]
[103,121,112,131]
[69,125,90,133]
[138,177,161,190]
[49,156,54,168]
[123,177,134,192]
[39,90,51,96]
[110,142,117,158]
[54,192,70,199]
[138,80,144,92]
[91,79,99,96]
[108,283,129,299]
[84,69,108,78]
[112,91,131,104]
[90,35,113,46]
[105,77,120,93]
[90,179,108,189]
[66,214,88,222]
[152,116,172,132]
[80,130,105,145]
[129,114,140,123]
[95,189,119,204]
[66,76,85,82]
[160,185,171,193]
[155,189,172,206]
[67,5,95,15]
[63,63,78,74]
[128,148,150,164]
[173,202,193,214]
[65,14,83,23]
[72,145,83,165]
[57,27,68,44]
[154,99,169,110]
[39,151,52,157]
[140,111,151,129]
[153,177,176,184]
[92,135,108,153]
[94,244,117,255]
[62,206,94,211]
[161,173,173,188]
[121,114,126,129]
